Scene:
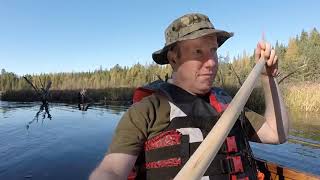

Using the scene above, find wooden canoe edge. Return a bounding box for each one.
[255,158,320,180]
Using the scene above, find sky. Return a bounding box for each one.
[0,0,319,75]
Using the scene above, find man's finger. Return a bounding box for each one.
[255,44,261,60]
[273,55,278,65]
[272,68,278,77]
[258,41,266,50]
[267,49,276,66]
[264,43,271,59]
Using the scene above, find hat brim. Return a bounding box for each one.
[152,29,233,65]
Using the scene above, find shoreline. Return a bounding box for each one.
[1,83,319,112]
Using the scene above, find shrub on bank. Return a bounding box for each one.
[1,88,135,104]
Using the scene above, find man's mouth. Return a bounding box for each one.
[199,73,213,76]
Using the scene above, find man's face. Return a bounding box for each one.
[173,34,219,95]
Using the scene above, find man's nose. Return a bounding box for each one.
[204,53,217,68]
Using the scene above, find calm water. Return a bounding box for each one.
[0,101,319,180]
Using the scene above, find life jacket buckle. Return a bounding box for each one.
[221,156,244,174]
[229,156,244,174]
[230,175,249,180]
[226,136,238,153]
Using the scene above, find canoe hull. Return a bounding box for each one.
[255,158,320,180]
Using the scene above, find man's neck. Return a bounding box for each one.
[170,81,210,97]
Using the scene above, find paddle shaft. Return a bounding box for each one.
[174,58,266,180]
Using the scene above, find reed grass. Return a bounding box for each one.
[223,82,320,113]
[282,82,320,112]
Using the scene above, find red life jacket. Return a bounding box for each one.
[129,81,257,180]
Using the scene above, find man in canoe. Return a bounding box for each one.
[90,13,289,180]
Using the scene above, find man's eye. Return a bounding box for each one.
[195,49,202,54]
[211,48,217,53]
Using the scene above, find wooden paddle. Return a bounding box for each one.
[174,57,266,180]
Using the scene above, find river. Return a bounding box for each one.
[0,101,319,180]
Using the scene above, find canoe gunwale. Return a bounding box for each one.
[255,157,320,180]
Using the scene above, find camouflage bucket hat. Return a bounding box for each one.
[152,13,233,64]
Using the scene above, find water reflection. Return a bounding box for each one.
[78,103,90,111]
[26,102,52,130]
[0,101,126,180]
[96,104,128,115]
[288,135,320,149]
[289,110,320,142]
[0,101,36,112]
[0,101,319,179]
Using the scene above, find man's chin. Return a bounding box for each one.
[195,85,211,95]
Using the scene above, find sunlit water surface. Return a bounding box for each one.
[0,101,319,180]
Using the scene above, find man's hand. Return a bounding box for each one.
[255,41,279,77]
[252,41,289,144]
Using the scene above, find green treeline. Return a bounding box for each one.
[0,63,172,91]
[1,28,320,111]
[0,28,319,92]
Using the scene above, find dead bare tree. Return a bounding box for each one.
[78,89,91,111]
[278,64,307,84]
[26,102,52,130]
[23,76,52,103]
